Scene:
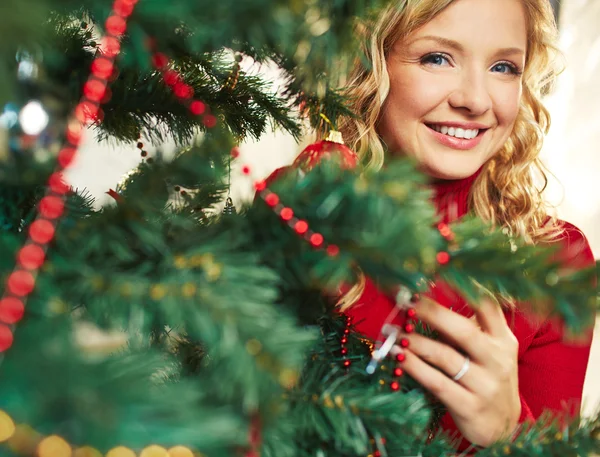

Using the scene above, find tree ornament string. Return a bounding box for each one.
[0,0,138,354]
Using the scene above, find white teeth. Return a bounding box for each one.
[431,124,479,139]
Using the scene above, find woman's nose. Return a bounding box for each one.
[447,68,493,116]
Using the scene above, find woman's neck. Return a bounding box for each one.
[429,168,483,224]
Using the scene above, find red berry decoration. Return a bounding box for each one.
[58,147,77,168]
[0,298,25,324]
[310,233,324,248]
[0,325,14,352]
[48,173,69,195]
[40,196,65,219]
[106,15,127,36]
[190,100,206,115]
[203,114,217,128]
[265,193,279,207]
[92,57,115,79]
[294,220,308,235]
[326,245,340,257]
[390,381,400,391]
[8,271,35,297]
[436,251,450,265]
[280,208,293,221]
[18,244,45,270]
[29,219,55,244]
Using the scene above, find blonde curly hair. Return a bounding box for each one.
[337,0,565,310]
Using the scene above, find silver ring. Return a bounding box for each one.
[452,355,470,381]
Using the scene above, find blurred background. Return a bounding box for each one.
[64,0,600,418]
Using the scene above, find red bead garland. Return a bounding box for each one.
[0,0,137,354]
[436,251,450,265]
[18,244,46,270]
[340,314,352,369]
[0,298,25,324]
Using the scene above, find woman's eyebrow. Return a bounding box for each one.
[408,35,525,57]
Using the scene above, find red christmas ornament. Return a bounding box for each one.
[0,298,25,324]
[29,219,55,244]
[343,359,351,368]
[340,348,348,355]
[436,251,450,265]
[8,270,35,297]
[40,196,65,219]
[0,325,14,352]
[340,337,348,344]
[18,244,45,270]
[293,130,358,171]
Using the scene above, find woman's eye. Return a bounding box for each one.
[421,53,451,67]
[491,62,522,76]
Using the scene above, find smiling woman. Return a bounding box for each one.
[334,0,596,452]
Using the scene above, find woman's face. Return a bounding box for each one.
[378,0,527,180]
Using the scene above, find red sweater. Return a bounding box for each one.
[345,170,595,452]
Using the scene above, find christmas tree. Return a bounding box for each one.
[0,1,598,456]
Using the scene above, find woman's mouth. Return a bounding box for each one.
[425,123,488,150]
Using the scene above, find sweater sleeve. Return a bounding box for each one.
[516,221,596,420]
[444,221,596,453]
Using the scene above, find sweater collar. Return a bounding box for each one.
[429,167,483,224]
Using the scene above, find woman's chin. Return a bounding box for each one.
[418,158,485,181]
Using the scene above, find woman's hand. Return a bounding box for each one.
[384,297,521,448]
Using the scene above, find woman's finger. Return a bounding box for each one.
[393,345,476,417]
[400,331,484,393]
[413,297,489,362]
[470,296,511,338]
